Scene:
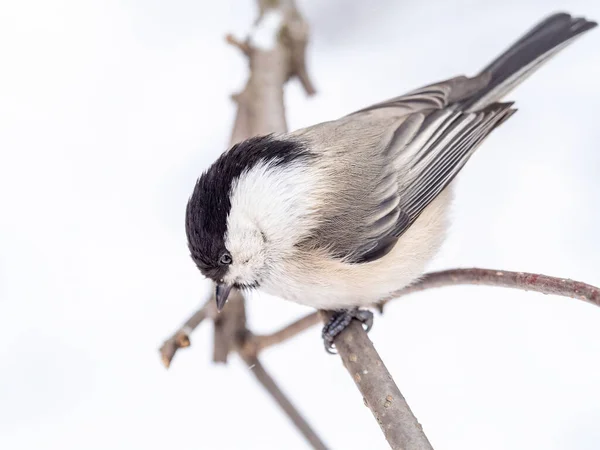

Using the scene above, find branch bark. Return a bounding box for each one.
[247,312,321,353]
[213,0,316,365]
[317,268,599,448]
[383,268,600,306]
[162,266,599,447]
[320,311,434,449]
[159,297,215,369]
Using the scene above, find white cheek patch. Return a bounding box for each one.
[227,160,320,250]
[224,160,320,284]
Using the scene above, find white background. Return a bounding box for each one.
[1,1,600,449]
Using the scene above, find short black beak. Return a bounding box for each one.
[215,283,233,312]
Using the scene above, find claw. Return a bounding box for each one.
[321,308,374,353]
[353,309,373,332]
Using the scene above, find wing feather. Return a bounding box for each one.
[306,100,515,263]
[295,78,516,264]
[294,13,596,263]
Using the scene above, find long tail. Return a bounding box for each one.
[461,12,596,111]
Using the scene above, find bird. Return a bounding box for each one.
[185,13,597,351]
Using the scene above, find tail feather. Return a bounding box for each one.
[461,13,597,111]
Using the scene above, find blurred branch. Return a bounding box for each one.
[237,352,327,450]
[214,0,316,365]
[212,290,247,363]
[225,33,251,55]
[159,0,323,448]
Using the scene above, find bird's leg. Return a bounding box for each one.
[321,308,374,354]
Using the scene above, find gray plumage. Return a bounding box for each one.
[186,13,596,311]
[291,12,594,265]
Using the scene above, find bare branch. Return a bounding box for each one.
[318,268,600,447]
[251,312,320,353]
[229,90,252,145]
[319,311,434,450]
[225,33,251,55]
[382,268,600,307]
[159,298,216,368]
[243,268,600,355]
[280,2,316,95]
[218,0,314,364]
[295,64,317,96]
[238,352,328,450]
[212,290,247,363]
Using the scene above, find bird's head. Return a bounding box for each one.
[185,134,314,311]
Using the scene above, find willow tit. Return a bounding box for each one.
[186,13,596,349]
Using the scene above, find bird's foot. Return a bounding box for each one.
[321,308,374,354]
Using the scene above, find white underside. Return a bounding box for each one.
[260,187,452,309]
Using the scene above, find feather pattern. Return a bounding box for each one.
[185,13,596,309]
[291,13,595,265]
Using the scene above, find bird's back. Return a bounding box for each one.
[263,13,597,308]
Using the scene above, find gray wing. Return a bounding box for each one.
[295,79,515,263]
[293,13,595,263]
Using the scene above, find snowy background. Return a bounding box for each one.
[1,0,600,449]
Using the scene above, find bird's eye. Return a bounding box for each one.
[219,252,232,265]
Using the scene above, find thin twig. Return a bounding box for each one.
[225,33,251,55]
[252,312,320,352]
[319,311,434,450]
[159,298,215,368]
[382,268,600,307]
[238,352,328,450]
